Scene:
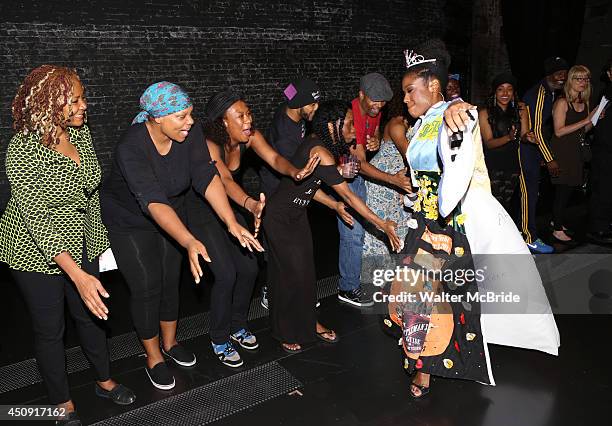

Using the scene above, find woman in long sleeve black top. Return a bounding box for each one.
[101,81,262,390]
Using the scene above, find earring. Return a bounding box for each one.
[437,91,445,102]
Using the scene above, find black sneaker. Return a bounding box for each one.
[162,344,197,367]
[338,288,374,307]
[145,361,175,390]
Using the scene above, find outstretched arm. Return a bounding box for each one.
[312,146,400,251]
[249,130,319,181]
[313,188,354,226]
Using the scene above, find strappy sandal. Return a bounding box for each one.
[410,382,430,399]
[316,329,339,344]
[281,343,304,354]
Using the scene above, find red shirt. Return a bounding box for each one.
[351,98,381,146]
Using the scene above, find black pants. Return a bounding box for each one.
[552,184,576,230]
[263,207,317,345]
[109,231,182,340]
[189,211,258,344]
[12,253,110,405]
[588,147,612,232]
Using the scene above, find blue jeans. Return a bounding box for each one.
[337,176,366,292]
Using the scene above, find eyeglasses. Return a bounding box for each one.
[572,77,590,82]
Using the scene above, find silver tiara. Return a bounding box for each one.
[404,50,436,69]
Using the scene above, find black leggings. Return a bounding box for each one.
[189,211,258,344]
[12,252,110,405]
[108,231,183,340]
[553,184,576,231]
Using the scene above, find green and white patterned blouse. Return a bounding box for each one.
[0,125,109,274]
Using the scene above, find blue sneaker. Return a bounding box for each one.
[212,342,243,367]
[230,329,259,350]
[526,238,554,254]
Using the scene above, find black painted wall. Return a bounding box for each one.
[0,0,472,209]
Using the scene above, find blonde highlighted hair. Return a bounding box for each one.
[12,65,81,148]
[564,65,591,110]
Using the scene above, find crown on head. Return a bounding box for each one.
[404,50,436,69]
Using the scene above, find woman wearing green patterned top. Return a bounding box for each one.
[0,65,135,425]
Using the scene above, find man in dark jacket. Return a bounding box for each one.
[520,56,568,253]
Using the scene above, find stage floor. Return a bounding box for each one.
[1,201,611,425]
[1,280,611,426]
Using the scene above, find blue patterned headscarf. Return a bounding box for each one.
[132,81,192,124]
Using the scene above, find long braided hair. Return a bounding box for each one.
[12,65,81,148]
[311,100,354,161]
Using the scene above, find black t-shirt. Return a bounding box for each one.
[101,122,218,232]
[260,103,306,197]
[267,136,344,213]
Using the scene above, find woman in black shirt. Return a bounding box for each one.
[101,82,262,390]
[263,100,400,353]
[185,89,319,367]
[479,73,536,215]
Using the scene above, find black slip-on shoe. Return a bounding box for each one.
[162,344,197,367]
[95,383,136,405]
[145,362,175,390]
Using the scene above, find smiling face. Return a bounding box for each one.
[155,106,194,142]
[446,78,461,99]
[358,92,386,117]
[495,83,515,108]
[547,69,568,91]
[402,72,438,118]
[62,77,87,127]
[224,100,253,143]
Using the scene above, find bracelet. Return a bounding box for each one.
[243,196,252,209]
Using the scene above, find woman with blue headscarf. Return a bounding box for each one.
[101,81,263,390]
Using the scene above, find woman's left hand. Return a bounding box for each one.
[381,219,401,252]
[228,222,264,252]
[293,154,320,181]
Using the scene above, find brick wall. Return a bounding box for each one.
[0,0,472,208]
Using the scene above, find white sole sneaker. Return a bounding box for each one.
[161,348,197,367]
[145,367,176,390]
[338,294,374,307]
[230,335,259,350]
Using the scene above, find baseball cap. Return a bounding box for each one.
[544,57,569,76]
[284,78,321,109]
